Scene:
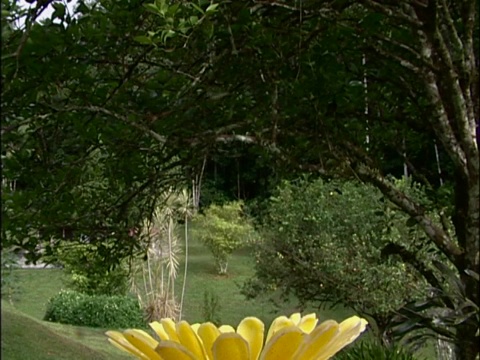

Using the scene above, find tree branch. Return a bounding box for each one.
[360,0,422,28]
[45,105,167,144]
[381,241,454,309]
[348,159,464,268]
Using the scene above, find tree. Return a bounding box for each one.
[170,2,478,357]
[193,201,256,274]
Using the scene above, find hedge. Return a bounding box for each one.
[44,290,145,328]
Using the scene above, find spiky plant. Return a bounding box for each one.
[130,191,184,321]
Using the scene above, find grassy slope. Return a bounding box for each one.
[1,302,108,360]
[2,270,133,360]
[11,268,65,319]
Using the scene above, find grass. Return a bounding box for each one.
[9,268,65,319]
[176,236,354,327]
[1,270,132,360]
[1,301,130,360]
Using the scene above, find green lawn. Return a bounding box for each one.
[1,301,131,360]
[176,235,354,327]
[9,268,65,319]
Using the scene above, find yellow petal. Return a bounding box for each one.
[191,323,201,334]
[198,322,221,360]
[150,321,170,341]
[260,326,304,360]
[161,318,180,342]
[218,325,235,333]
[339,316,368,343]
[298,313,318,334]
[155,340,197,360]
[265,316,295,343]
[212,333,250,360]
[292,320,339,360]
[125,329,159,349]
[315,316,368,360]
[237,317,265,360]
[289,313,301,325]
[176,320,208,360]
[106,331,150,360]
[122,330,163,360]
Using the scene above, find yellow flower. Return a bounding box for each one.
[106,313,368,360]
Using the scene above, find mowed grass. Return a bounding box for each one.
[1,301,131,360]
[176,233,354,327]
[9,268,65,319]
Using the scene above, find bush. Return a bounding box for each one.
[336,340,424,360]
[44,290,145,328]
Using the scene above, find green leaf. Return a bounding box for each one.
[75,1,89,14]
[161,30,176,43]
[465,269,479,281]
[143,3,160,15]
[406,217,417,227]
[189,15,199,25]
[52,3,66,20]
[190,3,205,15]
[202,20,214,39]
[133,35,153,45]
[433,260,466,297]
[167,3,180,16]
[206,3,219,13]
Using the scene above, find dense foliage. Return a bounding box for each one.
[44,290,145,328]
[244,178,436,338]
[47,242,129,296]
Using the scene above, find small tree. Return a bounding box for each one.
[194,201,256,275]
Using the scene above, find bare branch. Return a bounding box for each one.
[423,70,468,174]
[369,42,423,74]
[370,32,437,72]
[103,46,154,105]
[45,105,167,143]
[353,163,464,267]
[360,0,422,28]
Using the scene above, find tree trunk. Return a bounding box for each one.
[455,316,480,360]
[437,339,456,360]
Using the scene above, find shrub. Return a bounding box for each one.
[44,290,145,328]
[201,289,222,326]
